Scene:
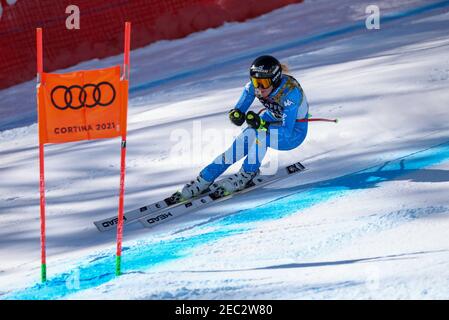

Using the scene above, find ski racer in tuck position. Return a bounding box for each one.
[177,55,309,200]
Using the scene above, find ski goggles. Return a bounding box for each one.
[251,77,272,89]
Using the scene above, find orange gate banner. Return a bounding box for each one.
[38,66,128,144]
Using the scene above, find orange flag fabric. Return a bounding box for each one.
[37,66,128,144]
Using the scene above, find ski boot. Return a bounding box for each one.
[211,168,260,197]
[177,175,213,200]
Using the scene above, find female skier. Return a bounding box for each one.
[179,55,309,200]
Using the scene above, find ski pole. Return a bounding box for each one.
[296,118,338,123]
[256,108,338,123]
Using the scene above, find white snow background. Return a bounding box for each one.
[1,0,449,299]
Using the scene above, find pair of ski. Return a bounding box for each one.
[94,161,306,232]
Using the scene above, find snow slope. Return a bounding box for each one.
[1,0,449,299]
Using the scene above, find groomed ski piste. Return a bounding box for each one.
[1,0,449,299]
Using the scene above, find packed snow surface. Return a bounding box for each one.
[1,0,449,299]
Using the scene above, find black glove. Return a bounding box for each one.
[229,109,245,126]
[246,111,269,130]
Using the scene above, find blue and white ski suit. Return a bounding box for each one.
[200,74,309,182]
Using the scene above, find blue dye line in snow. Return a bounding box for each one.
[6,140,449,300]
[213,142,449,227]
[8,228,246,300]
[129,0,449,93]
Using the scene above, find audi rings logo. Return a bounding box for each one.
[50,82,116,110]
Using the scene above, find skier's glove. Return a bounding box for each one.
[229,109,245,126]
[246,111,269,131]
